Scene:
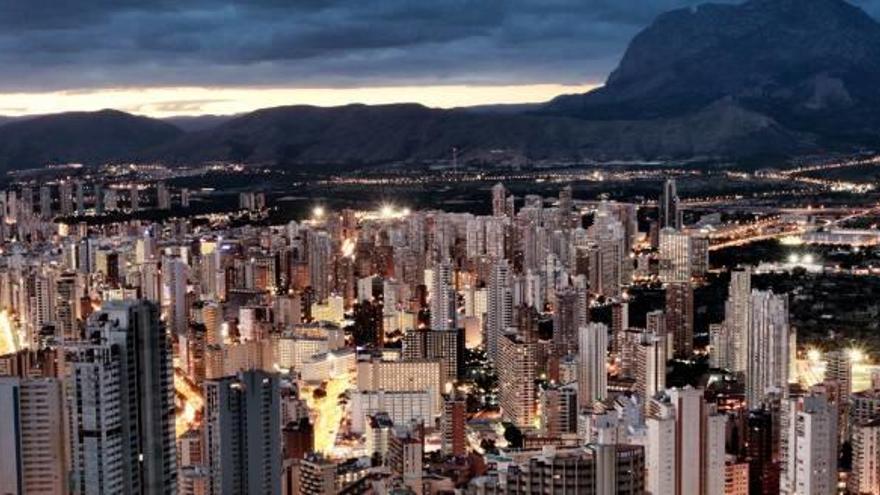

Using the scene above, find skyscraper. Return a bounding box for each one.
[486,258,512,361]
[130,184,140,211]
[441,393,467,457]
[780,390,838,495]
[75,180,86,214]
[709,323,734,370]
[646,387,726,495]
[658,228,691,283]
[499,445,645,494]
[39,185,52,219]
[157,182,172,210]
[725,267,751,373]
[553,286,588,357]
[0,377,67,494]
[429,260,456,331]
[65,300,177,494]
[161,255,188,337]
[491,183,509,218]
[824,350,852,442]
[588,205,628,297]
[307,230,333,303]
[746,290,791,408]
[849,418,880,495]
[401,327,464,382]
[497,333,538,428]
[665,282,694,358]
[610,301,628,356]
[634,331,666,408]
[660,178,681,229]
[558,185,574,229]
[59,180,73,216]
[204,370,281,495]
[578,323,608,411]
[747,408,780,495]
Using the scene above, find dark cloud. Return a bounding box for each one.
[0,0,878,91]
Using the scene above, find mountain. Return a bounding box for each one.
[0,0,877,171]
[147,0,880,166]
[162,114,237,132]
[0,110,182,170]
[544,0,880,148]
[143,101,807,168]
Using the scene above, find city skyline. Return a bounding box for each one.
[3,1,880,494]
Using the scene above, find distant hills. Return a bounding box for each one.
[1,0,879,172]
[0,110,181,170]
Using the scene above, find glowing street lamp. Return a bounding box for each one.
[848,347,866,364]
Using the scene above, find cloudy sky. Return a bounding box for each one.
[2,0,879,116]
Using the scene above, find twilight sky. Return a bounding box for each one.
[2,0,879,117]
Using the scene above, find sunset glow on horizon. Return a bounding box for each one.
[0,83,599,118]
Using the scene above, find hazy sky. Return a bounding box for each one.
[2,0,879,116]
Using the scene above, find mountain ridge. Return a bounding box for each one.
[0,0,878,171]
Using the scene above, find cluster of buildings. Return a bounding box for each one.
[0,176,875,495]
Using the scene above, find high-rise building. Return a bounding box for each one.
[558,185,574,229]
[498,445,645,494]
[588,205,627,298]
[725,267,751,373]
[746,408,780,495]
[709,323,734,370]
[130,184,141,211]
[539,384,578,437]
[0,377,67,494]
[204,370,281,495]
[665,282,694,358]
[634,331,666,407]
[19,185,33,218]
[55,271,81,340]
[356,358,443,414]
[161,256,188,337]
[491,183,509,218]
[307,230,333,303]
[104,188,118,211]
[824,349,852,444]
[849,418,880,495]
[723,457,749,495]
[387,426,424,493]
[401,327,464,382]
[610,301,628,356]
[297,454,338,495]
[64,300,177,495]
[659,228,691,283]
[39,185,52,219]
[553,286,588,357]
[486,259,512,361]
[645,387,726,495]
[660,178,681,230]
[578,323,608,410]
[497,333,538,428]
[75,180,86,214]
[429,260,456,331]
[59,180,73,216]
[780,390,838,495]
[157,182,172,210]
[92,183,104,214]
[746,290,791,408]
[441,393,467,456]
